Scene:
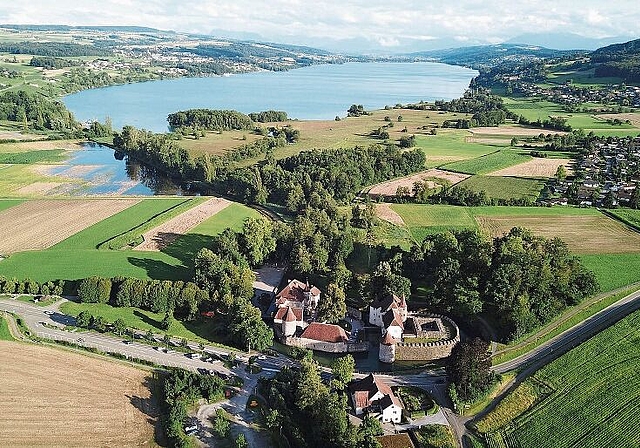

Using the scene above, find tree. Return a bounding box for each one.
[90,315,107,332]
[162,333,172,348]
[112,318,126,336]
[77,276,112,303]
[228,298,274,351]
[317,283,347,324]
[360,415,384,448]
[295,358,326,410]
[555,164,567,181]
[331,354,355,389]
[264,409,281,432]
[447,338,494,402]
[241,217,276,266]
[160,311,173,331]
[76,311,92,328]
[233,434,248,448]
[212,408,230,438]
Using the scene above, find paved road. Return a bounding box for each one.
[492,288,640,374]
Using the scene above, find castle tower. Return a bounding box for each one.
[282,307,297,337]
[379,330,396,363]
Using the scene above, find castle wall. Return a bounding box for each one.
[394,314,460,362]
[283,336,369,353]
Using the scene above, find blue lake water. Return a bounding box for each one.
[64,62,477,132]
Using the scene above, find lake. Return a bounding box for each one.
[64,62,477,132]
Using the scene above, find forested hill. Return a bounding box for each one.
[591,38,640,82]
[408,44,580,70]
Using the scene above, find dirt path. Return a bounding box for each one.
[376,203,407,227]
[134,198,232,251]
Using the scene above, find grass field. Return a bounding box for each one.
[0,315,13,340]
[0,198,23,212]
[60,301,236,349]
[502,97,640,135]
[457,176,545,200]
[0,340,158,447]
[481,309,640,448]
[413,424,456,448]
[579,254,640,292]
[0,149,67,164]
[0,198,259,282]
[390,204,476,242]
[606,208,640,231]
[440,150,531,175]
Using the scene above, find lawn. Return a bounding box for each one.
[440,150,531,175]
[483,308,640,448]
[59,301,234,348]
[458,176,545,200]
[0,315,13,340]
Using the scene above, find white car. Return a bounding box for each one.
[257,355,267,360]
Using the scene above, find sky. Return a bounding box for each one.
[0,0,638,52]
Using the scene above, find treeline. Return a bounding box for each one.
[394,184,538,207]
[0,90,79,132]
[0,42,111,57]
[594,59,640,83]
[29,56,80,70]
[77,276,209,320]
[0,276,64,296]
[249,110,288,122]
[434,92,515,127]
[403,227,598,340]
[167,109,254,131]
[516,114,572,132]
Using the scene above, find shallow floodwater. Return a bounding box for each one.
[64,62,477,132]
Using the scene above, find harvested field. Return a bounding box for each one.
[368,169,469,197]
[487,158,572,177]
[0,199,140,254]
[468,126,566,136]
[475,214,640,254]
[0,140,83,152]
[376,203,407,227]
[597,112,640,128]
[15,181,64,195]
[134,197,232,251]
[0,341,158,447]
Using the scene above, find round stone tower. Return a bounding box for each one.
[379,330,396,363]
[282,307,297,337]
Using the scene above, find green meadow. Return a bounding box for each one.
[458,176,545,200]
[440,150,531,175]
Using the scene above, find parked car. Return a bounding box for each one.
[257,355,267,361]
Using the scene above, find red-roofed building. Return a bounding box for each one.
[275,279,321,310]
[348,374,403,423]
[300,322,348,344]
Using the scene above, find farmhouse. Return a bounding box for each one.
[349,374,403,423]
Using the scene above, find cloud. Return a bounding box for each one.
[0,0,638,49]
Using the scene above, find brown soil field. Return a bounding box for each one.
[475,214,640,254]
[0,131,46,141]
[15,181,65,195]
[468,126,567,137]
[0,140,84,153]
[597,112,640,128]
[368,169,470,197]
[0,341,158,447]
[487,158,573,177]
[376,203,407,227]
[134,197,232,251]
[0,199,140,254]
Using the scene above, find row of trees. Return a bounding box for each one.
[167,109,254,131]
[403,227,599,340]
[0,90,80,133]
[0,276,64,296]
[248,110,288,122]
[29,56,79,70]
[77,276,210,320]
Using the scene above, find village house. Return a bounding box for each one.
[349,374,403,423]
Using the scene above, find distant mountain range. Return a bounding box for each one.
[504,32,634,51]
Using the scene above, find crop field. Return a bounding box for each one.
[390,204,477,241]
[415,130,503,165]
[457,176,545,201]
[0,149,67,164]
[487,158,572,178]
[0,340,158,447]
[441,150,532,175]
[482,309,640,448]
[475,212,640,255]
[0,198,259,282]
[606,208,640,231]
[134,197,231,251]
[367,168,469,197]
[0,198,140,254]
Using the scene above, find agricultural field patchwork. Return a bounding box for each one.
[479,309,640,448]
[0,198,259,282]
[367,168,470,198]
[487,157,572,178]
[440,150,532,175]
[0,341,158,447]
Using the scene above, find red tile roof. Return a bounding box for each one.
[275,279,320,305]
[381,331,397,346]
[383,309,405,330]
[300,322,347,343]
[274,306,302,322]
